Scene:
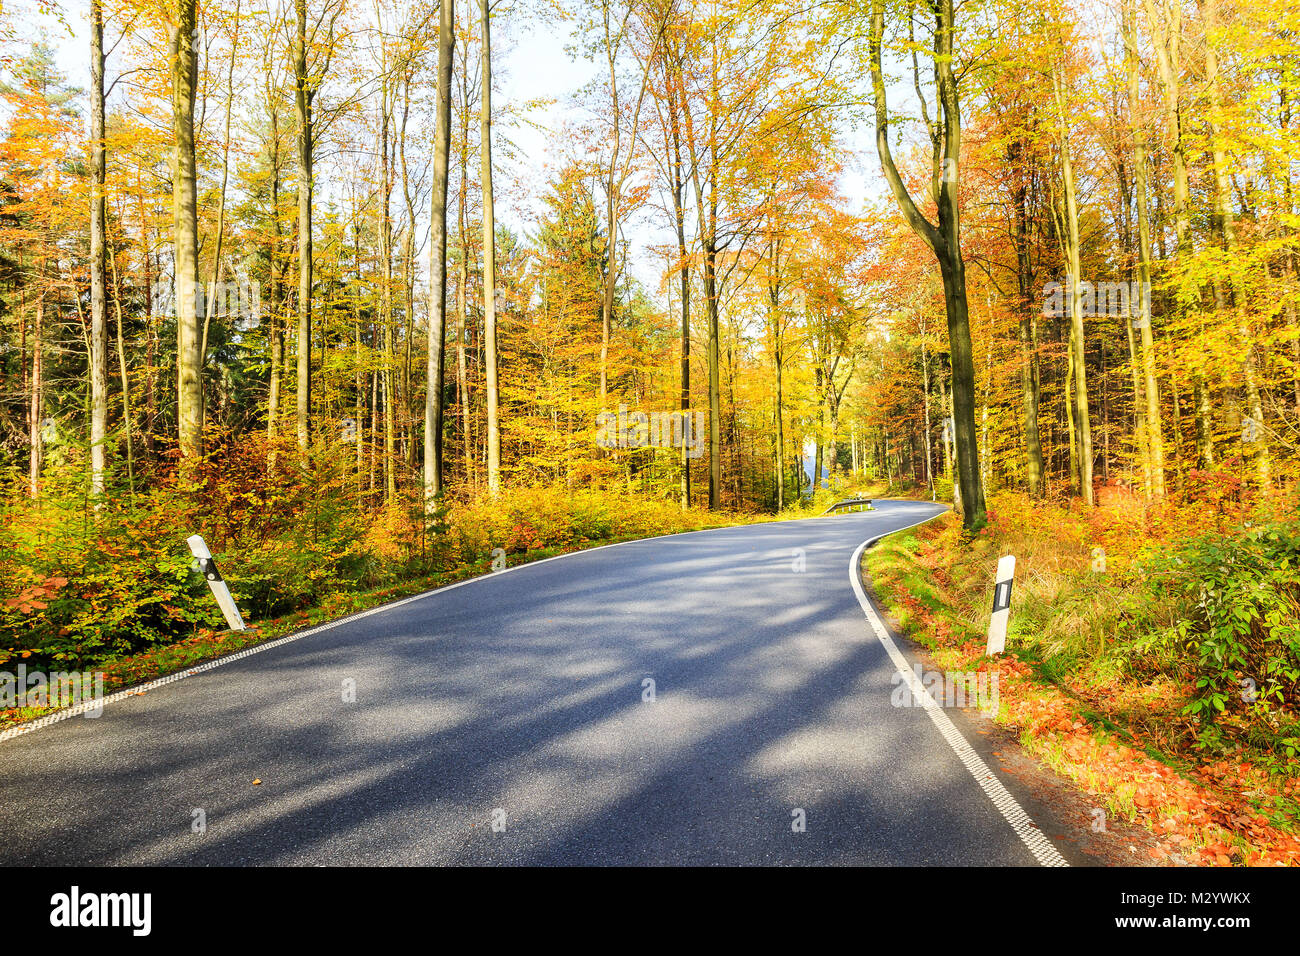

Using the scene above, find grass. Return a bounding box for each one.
[1,511,759,731]
[864,492,1300,866]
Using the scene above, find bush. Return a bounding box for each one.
[1129,522,1300,721]
[0,436,396,669]
[1,439,749,674]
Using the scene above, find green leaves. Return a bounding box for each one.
[1,436,749,679]
[1137,518,1300,726]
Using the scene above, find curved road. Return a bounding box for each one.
[0,500,1071,865]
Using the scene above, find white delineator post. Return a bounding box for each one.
[187,535,246,632]
[986,554,1015,656]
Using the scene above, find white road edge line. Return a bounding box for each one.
[850,512,1069,868]
[1,504,893,746]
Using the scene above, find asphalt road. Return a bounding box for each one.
[0,499,1069,865]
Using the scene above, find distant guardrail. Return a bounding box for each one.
[822,498,874,515]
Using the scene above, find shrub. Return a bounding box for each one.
[1130,522,1300,721]
[1,439,749,675]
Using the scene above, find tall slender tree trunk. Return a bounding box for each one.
[773,316,785,509]
[351,203,365,491]
[107,234,136,493]
[1054,68,1093,506]
[1281,91,1300,420]
[135,178,158,460]
[172,1,203,461]
[1010,140,1044,495]
[480,0,500,494]
[399,81,417,470]
[598,25,616,411]
[670,79,690,510]
[678,241,690,510]
[426,0,454,505]
[767,226,786,509]
[703,229,721,509]
[1200,0,1269,490]
[457,135,471,486]
[90,1,109,496]
[594,3,662,408]
[678,56,723,511]
[1123,0,1165,498]
[267,103,284,442]
[29,291,44,498]
[201,0,240,399]
[940,371,955,500]
[1144,0,1210,467]
[921,326,935,499]
[1122,272,1151,494]
[1066,330,1078,488]
[379,93,397,502]
[293,0,314,450]
[369,363,379,494]
[979,327,992,493]
[1113,139,1151,493]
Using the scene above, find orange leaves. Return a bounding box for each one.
[917,586,1294,864]
[1001,671,1300,865]
[3,575,68,615]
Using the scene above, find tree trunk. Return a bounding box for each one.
[921,328,935,499]
[293,0,314,450]
[773,315,785,509]
[201,2,240,402]
[703,231,721,509]
[1121,0,1165,498]
[671,82,690,510]
[379,93,397,502]
[267,102,284,442]
[480,0,501,494]
[1010,139,1044,496]
[172,2,203,460]
[1201,0,1269,490]
[426,0,454,505]
[457,122,472,488]
[90,1,109,496]
[352,205,365,491]
[869,0,985,528]
[107,233,136,493]
[1054,68,1094,506]
[1143,0,1210,467]
[29,291,44,498]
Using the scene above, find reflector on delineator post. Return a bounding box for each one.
[986,554,1015,656]
[187,534,246,632]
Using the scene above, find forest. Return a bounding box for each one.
[1,0,1299,851]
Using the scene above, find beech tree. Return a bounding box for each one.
[1,0,1298,529]
[171,0,202,460]
[425,0,454,503]
[867,0,987,528]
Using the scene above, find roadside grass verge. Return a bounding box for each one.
[865,489,1300,866]
[2,491,758,731]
